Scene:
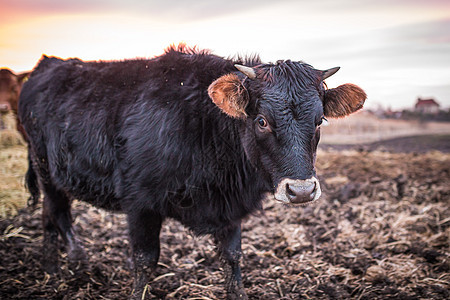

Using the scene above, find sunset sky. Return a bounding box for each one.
[1,0,449,110]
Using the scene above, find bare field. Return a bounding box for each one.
[0,116,449,299]
[321,111,450,145]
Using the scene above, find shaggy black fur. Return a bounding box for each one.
[19,45,364,299]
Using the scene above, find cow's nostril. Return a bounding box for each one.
[310,182,317,198]
[286,184,296,198]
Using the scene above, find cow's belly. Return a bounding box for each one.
[77,194,123,212]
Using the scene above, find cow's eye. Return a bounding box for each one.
[317,116,327,127]
[255,115,272,134]
[256,115,268,128]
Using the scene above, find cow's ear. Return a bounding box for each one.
[323,84,366,118]
[17,72,31,85]
[208,73,248,119]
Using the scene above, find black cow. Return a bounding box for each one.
[19,45,366,299]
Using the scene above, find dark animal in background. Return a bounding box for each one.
[0,68,30,134]
[19,45,366,299]
[0,68,39,207]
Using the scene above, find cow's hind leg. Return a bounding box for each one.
[215,224,248,300]
[127,209,162,299]
[25,150,40,207]
[41,183,88,273]
[41,193,59,274]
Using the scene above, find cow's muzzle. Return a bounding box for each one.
[274,177,321,206]
[0,103,11,113]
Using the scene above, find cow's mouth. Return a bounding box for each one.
[273,177,321,206]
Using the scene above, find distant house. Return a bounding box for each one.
[415,98,440,114]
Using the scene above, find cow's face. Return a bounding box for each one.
[208,61,365,205]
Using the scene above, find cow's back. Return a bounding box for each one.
[19,52,248,215]
[19,56,155,209]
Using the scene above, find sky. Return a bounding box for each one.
[1,0,449,110]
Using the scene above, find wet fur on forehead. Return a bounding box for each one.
[253,60,324,121]
[256,60,321,90]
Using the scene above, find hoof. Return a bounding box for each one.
[41,243,59,274]
[68,246,90,272]
[227,286,248,300]
[68,246,88,262]
[131,282,152,300]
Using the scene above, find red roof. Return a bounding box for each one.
[415,98,439,108]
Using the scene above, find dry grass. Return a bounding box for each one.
[0,144,28,219]
[0,113,28,218]
[0,113,25,149]
[0,116,449,299]
[0,149,448,299]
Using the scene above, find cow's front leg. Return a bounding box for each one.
[215,224,248,300]
[127,209,162,300]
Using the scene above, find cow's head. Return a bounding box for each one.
[208,60,365,205]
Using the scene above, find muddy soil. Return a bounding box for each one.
[1,137,449,299]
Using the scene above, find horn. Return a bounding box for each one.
[234,64,256,79]
[321,67,340,80]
